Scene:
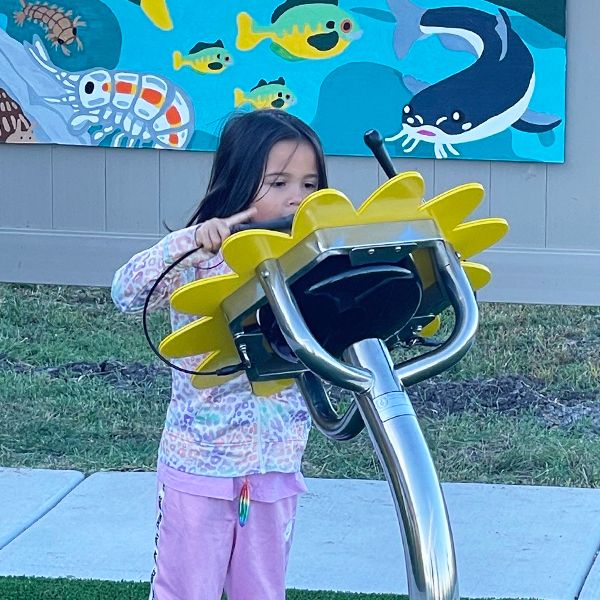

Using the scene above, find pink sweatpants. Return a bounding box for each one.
[149,483,298,600]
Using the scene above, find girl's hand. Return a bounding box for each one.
[194,207,257,252]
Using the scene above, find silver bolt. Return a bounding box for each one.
[239,344,251,365]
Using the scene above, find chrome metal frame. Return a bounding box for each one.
[254,239,477,600]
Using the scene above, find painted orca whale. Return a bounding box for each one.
[386,7,562,159]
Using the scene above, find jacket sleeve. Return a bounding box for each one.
[111,226,215,314]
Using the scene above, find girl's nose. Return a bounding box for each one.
[289,186,304,205]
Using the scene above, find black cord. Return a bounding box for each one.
[142,248,245,377]
[391,336,443,370]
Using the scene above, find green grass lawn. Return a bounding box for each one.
[0,577,535,600]
[0,283,591,600]
[0,283,599,487]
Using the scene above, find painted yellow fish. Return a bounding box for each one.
[234,78,297,110]
[128,0,172,31]
[173,40,233,75]
[236,0,362,61]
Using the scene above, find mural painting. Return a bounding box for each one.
[0,0,566,161]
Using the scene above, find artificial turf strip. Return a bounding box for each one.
[0,577,406,599]
[0,577,535,600]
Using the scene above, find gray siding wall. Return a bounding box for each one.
[1,0,599,305]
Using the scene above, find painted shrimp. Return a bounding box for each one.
[14,0,85,56]
[27,37,194,149]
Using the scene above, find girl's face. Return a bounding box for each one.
[250,140,319,222]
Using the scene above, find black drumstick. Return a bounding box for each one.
[230,214,294,234]
[364,129,397,179]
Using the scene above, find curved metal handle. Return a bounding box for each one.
[297,372,366,441]
[395,243,479,386]
[298,244,478,440]
[256,258,374,394]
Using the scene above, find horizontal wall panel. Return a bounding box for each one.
[2,231,599,307]
[434,160,491,222]
[52,145,106,232]
[478,248,600,306]
[0,144,52,229]
[546,160,600,251]
[326,156,379,207]
[105,148,160,234]
[490,162,546,249]
[159,150,213,234]
[545,0,600,251]
[0,229,160,288]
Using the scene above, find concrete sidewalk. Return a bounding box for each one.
[0,468,599,599]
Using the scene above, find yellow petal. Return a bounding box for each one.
[419,183,484,236]
[170,273,240,316]
[420,314,441,337]
[358,171,425,221]
[446,218,509,259]
[462,261,492,290]
[292,189,357,239]
[159,314,234,358]
[222,229,294,280]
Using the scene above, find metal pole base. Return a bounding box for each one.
[344,338,460,600]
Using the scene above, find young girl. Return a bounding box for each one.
[111,109,328,600]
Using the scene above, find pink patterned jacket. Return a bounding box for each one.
[111,226,311,477]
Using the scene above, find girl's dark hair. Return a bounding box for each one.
[186,110,327,226]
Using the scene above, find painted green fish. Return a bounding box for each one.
[173,40,233,74]
[234,77,296,110]
[236,0,362,61]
